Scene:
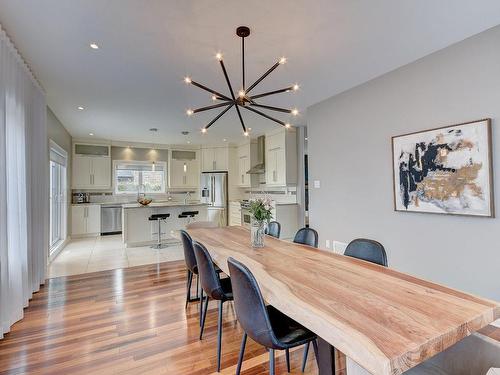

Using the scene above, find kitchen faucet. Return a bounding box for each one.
[184,191,192,204]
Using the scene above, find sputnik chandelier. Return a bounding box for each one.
[184,26,299,136]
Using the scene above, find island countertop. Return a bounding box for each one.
[122,201,208,209]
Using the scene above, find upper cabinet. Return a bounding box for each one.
[237,140,257,187]
[201,146,229,172]
[265,127,298,186]
[168,149,200,189]
[72,143,111,189]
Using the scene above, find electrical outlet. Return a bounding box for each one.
[325,239,331,249]
[313,180,321,188]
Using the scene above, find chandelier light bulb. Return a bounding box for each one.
[212,95,217,101]
[215,52,223,61]
[201,128,207,133]
[186,109,194,116]
[243,131,249,136]
[279,57,287,65]
[285,123,291,129]
[238,90,245,98]
[291,108,299,116]
[184,77,192,84]
[293,84,299,91]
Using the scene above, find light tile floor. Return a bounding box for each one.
[48,235,184,278]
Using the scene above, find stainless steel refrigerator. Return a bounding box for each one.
[200,172,228,226]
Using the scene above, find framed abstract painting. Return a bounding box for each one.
[392,118,494,217]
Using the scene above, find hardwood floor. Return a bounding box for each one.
[0,260,497,374]
[0,261,326,374]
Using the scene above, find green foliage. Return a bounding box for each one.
[249,197,273,223]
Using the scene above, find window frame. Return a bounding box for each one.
[113,160,167,195]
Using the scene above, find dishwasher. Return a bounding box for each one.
[101,204,122,235]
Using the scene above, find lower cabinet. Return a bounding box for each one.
[71,204,101,236]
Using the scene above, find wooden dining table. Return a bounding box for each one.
[187,226,500,375]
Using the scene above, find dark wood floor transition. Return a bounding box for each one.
[0,261,498,374]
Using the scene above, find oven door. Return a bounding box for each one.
[241,209,252,228]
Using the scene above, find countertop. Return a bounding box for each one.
[122,202,208,209]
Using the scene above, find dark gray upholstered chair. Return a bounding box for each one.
[265,221,281,239]
[193,241,233,372]
[293,227,319,248]
[228,257,318,375]
[344,238,388,267]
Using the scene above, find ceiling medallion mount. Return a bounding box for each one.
[184,25,299,136]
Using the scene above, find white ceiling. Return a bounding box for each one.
[1,1,500,144]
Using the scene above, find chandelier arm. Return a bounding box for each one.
[219,60,247,133]
[204,103,234,130]
[245,61,280,94]
[250,103,292,114]
[243,105,286,127]
[190,79,232,101]
[250,86,296,100]
[193,102,232,114]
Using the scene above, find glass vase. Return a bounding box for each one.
[250,220,265,248]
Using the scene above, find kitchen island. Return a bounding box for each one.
[122,202,208,247]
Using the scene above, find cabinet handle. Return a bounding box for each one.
[213,160,216,170]
[273,170,277,182]
[241,174,244,184]
[183,175,186,185]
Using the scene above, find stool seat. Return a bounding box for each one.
[149,213,170,221]
[181,211,199,217]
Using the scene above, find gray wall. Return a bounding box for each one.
[307,25,500,300]
[47,107,72,236]
[111,146,168,163]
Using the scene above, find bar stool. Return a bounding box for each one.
[149,213,170,249]
[178,210,199,225]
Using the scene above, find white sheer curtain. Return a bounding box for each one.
[0,24,48,338]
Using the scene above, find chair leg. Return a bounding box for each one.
[199,295,209,340]
[312,339,319,368]
[285,348,291,373]
[301,342,310,372]
[236,332,247,375]
[185,270,193,309]
[199,288,204,327]
[196,274,199,299]
[269,348,275,375]
[216,300,223,372]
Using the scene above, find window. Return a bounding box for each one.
[114,161,166,194]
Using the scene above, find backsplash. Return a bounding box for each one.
[72,190,199,204]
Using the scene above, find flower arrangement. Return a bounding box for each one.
[248,197,273,248]
[248,197,273,223]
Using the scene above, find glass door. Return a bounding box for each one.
[49,160,67,252]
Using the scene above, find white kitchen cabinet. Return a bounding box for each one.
[237,140,258,187]
[229,201,242,226]
[168,150,199,188]
[201,146,228,172]
[72,143,111,189]
[71,204,101,236]
[265,127,297,186]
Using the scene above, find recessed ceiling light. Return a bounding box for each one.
[89,132,94,136]
[77,106,84,110]
[223,138,227,142]
[187,140,191,144]
[90,43,99,50]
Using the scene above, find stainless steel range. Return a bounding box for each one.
[240,200,251,228]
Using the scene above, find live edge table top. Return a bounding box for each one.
[188,226,500,375]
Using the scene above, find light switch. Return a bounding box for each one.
[313,180,321,188]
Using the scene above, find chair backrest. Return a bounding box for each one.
[227,257,277,349]
[192,241,225,300]
[180,230,197,273]
[265,221,281,238]
[293,227,319,248]
[344,238,388,267]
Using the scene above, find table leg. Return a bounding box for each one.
[317,337,336,375]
